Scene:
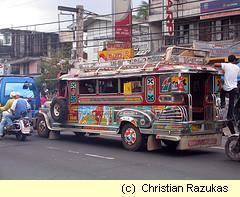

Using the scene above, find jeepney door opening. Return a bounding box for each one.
[190,73,213,120]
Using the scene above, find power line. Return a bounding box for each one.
[1,0,240,57]
[1,0,204,30]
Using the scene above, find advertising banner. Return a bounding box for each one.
[193,41,240,58]
[163,0,178,36]
[113,0,132,43]
[98,48,134,61]
[200,0,240,13]
[105,41,131,50]
[200,9,240,20]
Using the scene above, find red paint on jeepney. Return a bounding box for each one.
[68,104,78,123]
[92,106,104,124]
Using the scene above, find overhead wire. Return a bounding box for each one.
[0,0,239,56]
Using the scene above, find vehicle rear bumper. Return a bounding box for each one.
[143,120,224,150]
[157,133,222,150]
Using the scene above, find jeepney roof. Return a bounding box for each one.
[59,46,220,81]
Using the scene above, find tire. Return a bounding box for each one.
[50,98,68,123]
[121,123,143,151]
[74,132,86,137]
[37,115,50,138]
[16,133,26,141]
[162,140,178,150]
[225,136,240,161]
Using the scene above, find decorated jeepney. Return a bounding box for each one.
[36,46,224,151]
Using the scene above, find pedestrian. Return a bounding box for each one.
[40,92,48,107]
[215,55,240,134]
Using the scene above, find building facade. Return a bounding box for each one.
[148,0,240,59]
[84,15,151,61]
[0,29,59,76]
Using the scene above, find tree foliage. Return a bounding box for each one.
[135,1,149,20]
[38,52,70,94]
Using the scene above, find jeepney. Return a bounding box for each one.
[36,46,224,151]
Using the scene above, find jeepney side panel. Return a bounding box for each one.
[67,81,79,123]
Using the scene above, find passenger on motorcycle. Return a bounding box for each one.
[10,92,31,119]
[0,91,18,139]
[0,92,31,140]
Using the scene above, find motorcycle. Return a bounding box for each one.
[225,134,240,161]
[225,98,240,161]
[0,110,33,141]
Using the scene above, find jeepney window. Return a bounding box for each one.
[99,79,118,94]
[120,77,142,94]
[79,79,96,94]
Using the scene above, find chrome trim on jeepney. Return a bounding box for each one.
[116,108,153,127]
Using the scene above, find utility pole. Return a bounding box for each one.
[76,5,84,60]
[58,5,84,60]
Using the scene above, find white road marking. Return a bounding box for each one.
[68,150,80,154]
[47,146,60,150]
[85,153,115,160]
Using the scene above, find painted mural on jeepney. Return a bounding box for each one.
[68,105,79,123]
[146,76,156,103]
[69,81,77,104]
[160,75,189,93]
[78,106,113,125]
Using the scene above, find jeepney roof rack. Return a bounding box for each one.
[64,46,210,79]
[68,54,166,77]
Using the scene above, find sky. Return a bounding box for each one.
[0,0,143,31]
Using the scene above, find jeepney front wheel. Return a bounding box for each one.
[121,123,144,151]
[37,115,50,138]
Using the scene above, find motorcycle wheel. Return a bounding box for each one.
[16,133,27,141]
[225,135,240,161]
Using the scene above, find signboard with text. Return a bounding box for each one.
[200,0,240,13]
[163,0,178,36]
[105,41,131,50]
[98,48,134,61]
[113,0,132,43]
[193,41,240,58]
[200,10,240,20]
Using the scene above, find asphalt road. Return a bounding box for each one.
[0,132,239,180]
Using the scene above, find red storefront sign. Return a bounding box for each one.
[113,0,132,44]
[166,0,174,36]
[115,13,132,43]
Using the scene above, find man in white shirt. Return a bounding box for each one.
[215,55,240,134]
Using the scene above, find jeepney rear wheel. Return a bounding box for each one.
[50,98,68,123]
[37,115,50,138]
[121,123,143,151]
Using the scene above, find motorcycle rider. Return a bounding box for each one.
[0,92,31,139]
[10,92,31,119]
[0,92,18,139]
